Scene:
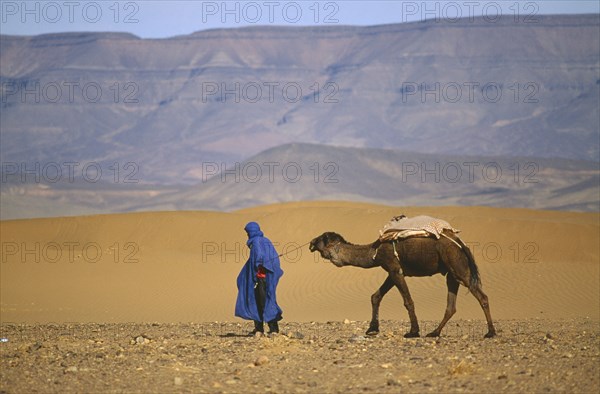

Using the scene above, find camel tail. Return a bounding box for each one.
[455,237,481,291]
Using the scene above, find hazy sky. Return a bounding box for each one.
[1,0,599,38]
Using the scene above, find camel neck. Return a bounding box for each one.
[334,242,381,269]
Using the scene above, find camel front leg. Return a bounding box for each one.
[389,271,420,338]
[366,276,394,336]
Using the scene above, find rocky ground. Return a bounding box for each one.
[0,319,598,393]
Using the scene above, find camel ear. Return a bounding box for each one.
[323,232,336,246]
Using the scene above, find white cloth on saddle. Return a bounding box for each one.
[379,215,460,241]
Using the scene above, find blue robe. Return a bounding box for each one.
[235,222,283,322]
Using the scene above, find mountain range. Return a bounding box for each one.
[0,15,598,218]
[1,143,598,219]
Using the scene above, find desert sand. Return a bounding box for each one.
[1,202,598,323]
[1,202,599,392]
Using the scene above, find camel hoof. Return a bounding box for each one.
[366,323,379,336]
[426,331,440,338]
[484,331,497,339]
[403,332,420,338]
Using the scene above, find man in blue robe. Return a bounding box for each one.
[235,222,283,334]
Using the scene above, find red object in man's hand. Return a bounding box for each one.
[256,265,267,279]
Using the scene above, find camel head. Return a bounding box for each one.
[309,232,347,267]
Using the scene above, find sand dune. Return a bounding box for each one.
[1,202,598,324]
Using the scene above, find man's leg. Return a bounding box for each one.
[253,278,266,333]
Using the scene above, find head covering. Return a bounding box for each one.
[244,221,264,241]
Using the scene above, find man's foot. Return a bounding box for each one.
[252,321,264,336]
[248,329,264,337]
[267,321,279,334]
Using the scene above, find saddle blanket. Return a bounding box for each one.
[379,215,460,242]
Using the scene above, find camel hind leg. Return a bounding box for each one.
[444,234,497,339]
[470,283,497,338]
[458,247,497,338]
[426,274,459,337]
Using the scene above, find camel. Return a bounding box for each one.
[309,230,496,338]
